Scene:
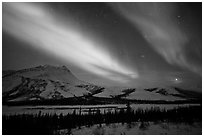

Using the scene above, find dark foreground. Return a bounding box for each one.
[3,105,202,135]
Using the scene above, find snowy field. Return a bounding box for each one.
[55,122,202,135]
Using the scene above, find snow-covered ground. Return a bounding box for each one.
[55,121,201,135]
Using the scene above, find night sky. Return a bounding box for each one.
[2,2,202,90]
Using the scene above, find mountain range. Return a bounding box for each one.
[2,65,201,105]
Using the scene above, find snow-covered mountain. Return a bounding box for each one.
[3,65,103,102]
[2,65,201,104]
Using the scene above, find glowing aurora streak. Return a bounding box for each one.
[113,3,201,75]
[3,3,138,82]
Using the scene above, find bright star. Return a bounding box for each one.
[174,77,182,84]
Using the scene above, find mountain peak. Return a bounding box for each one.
[3,64,83,85]
[35,65,70,71]
[60,65,70,72]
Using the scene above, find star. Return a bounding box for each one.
[140,55,145,58]
[174,77,182,84]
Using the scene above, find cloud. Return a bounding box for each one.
[3,3,138,83]
[112,3,201,75]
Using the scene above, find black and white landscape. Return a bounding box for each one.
[2,65,202,134]
[2,2,202,135]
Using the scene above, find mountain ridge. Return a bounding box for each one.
[2,65,201,105]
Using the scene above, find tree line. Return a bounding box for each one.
[3,105,201,135]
